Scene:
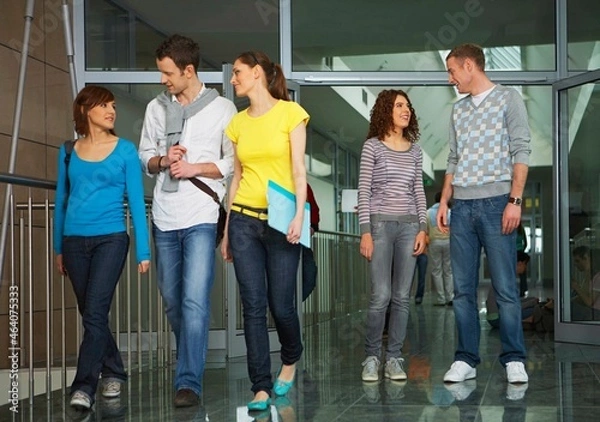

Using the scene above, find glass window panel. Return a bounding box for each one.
[566,81,600,322]
[292,0,555,71]
[568,1,600,72]
[85,0,279,71]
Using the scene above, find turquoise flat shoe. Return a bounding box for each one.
[273,368,296,396]
[247,398,271,411]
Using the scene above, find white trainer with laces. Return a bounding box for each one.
[70,390,91,410]
[443,361,477,382]
[506,361,529,383]
[361,356,380,382]
[384,357,407,380]
[102,381,121,398]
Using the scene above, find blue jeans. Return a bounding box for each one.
[63,232,129,402]
[153,222,216,396]
[228,211,303,395]
[450,194,526,367]
[365,221,418,360]
[413,253,428,300]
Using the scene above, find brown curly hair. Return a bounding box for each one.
[367,90,420,143]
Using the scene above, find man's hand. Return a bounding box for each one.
[436,202,450,234]
[169,160,197,179]
[502,203,522,234]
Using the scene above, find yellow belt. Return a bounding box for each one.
[230,204,268,221]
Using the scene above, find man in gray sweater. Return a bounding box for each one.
[436,43,531,385]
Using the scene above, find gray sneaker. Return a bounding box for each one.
[102,381,121,398]
[384,357,407,381]
[361,356,380,382]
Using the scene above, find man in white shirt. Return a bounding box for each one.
[138,34,236,408]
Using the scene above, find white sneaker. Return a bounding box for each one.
[361,356,380,382]
[506,383,529,400]
[443,361,476,382]
[102,381,121,398]
[384,357,407,381]
[362,382,381,403]
[506,361,529,383]
[70,390,91,410]
[444,379,477,401]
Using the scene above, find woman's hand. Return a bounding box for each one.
[413,231,427,256]
[221,234,233,262]
[286,216,303,244]
[138,260,150,273]
[360,233,374,261]
[56,254,67,276]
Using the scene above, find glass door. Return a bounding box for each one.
[553,69,600,344]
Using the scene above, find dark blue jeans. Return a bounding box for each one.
[228,211,303,395]
[63,232,129,402]
[413,253,428,300]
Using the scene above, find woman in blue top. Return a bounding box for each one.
[54,86,150,410]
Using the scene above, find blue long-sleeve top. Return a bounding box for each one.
[54,138,151,263]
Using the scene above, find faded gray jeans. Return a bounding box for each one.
[364,220,418,360]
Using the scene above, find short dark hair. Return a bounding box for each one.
[446,43,485,71]
[573,245,590,259]
[517,251,530,264]
[155,34,200,73]
[73,85,116,137]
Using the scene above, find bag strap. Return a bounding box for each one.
[63,140,76,193]
[189,178,221,206]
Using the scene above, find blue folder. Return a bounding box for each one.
[267,180,311,248]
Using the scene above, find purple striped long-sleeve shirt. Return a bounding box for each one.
[357,137,427,235]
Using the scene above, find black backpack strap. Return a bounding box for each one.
[64,140,75,166]
[63,140,76,194]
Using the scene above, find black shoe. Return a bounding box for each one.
[174,388,199,408]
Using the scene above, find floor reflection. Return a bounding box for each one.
[3,283,600,421]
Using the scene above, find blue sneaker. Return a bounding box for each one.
[273,367,296,396]
[247,398,271,411]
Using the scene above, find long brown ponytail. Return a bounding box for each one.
[236,51,289,101]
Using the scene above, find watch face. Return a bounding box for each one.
[510,197,522,205]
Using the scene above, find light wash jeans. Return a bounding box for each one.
[450,194,527,367]
[153,222,217,396]
[429,238,454,304]
[365,220,418,360]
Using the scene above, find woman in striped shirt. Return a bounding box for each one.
[358,89,428,383]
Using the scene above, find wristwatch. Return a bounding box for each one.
[508,196,522,206]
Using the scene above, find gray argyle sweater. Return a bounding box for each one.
[446,85,531,200]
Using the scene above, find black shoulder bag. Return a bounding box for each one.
[189,178,227,247]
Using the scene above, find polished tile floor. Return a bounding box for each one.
[3,282,600,421]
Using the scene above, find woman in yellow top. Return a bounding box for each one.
[223,50,309,411]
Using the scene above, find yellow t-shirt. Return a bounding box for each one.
[225,100,310,208]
